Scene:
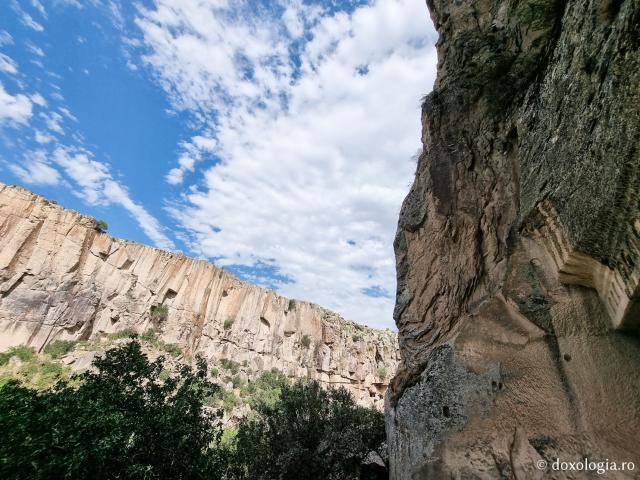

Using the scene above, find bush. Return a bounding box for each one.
[301,334,311,349]
[241,369,289,408]
[231,375,246,389]
[377,367,388,379]
[139,328,159,343]
[150,304,169,321]
[161,343,181,358]
[231,380,386,479]
[106,329,137,341]
[220,358,240,375]
[223,317,234,330]
[0,346,36,366]
[0,341,225,479]
[43,340,76,359]
[210,367,219,377]
[288,299,296,311]
[94,220,108,233]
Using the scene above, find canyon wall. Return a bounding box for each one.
[0,183,397,408]
[388,0,639,477]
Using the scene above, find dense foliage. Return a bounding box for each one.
[0,342,223,479]
[230,381,386,480]
[0,341,386,480]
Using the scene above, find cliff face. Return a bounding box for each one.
[0,183,397,408]
[388,0,639,477]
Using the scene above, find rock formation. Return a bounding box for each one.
[0,183,397,408]
[387,0,639,477]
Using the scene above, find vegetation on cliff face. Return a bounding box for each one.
[0,341,386,479]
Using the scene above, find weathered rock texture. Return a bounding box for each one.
[388,0,639,477]
[0,183,397,408]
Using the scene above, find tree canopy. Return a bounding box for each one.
[0,340,387,480]
[230,380,386,480]
[0,341,223,479]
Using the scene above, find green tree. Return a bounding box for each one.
[230,380,386,480]
[0,341,225,479]
[95,219,109,233]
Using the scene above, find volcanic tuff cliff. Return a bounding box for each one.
[388,0,639,478]
[0,183,398,408]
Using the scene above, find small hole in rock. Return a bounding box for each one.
[442,405,450,418]
[222,290,228,297]
[498,382,503,390]
[563,353,571,362]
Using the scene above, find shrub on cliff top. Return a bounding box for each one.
[94,219,108,233]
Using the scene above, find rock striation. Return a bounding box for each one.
[388,0,640,477]
[0,183,397,408]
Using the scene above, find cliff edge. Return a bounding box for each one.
[0,183,398,408]
[388,0,639,477]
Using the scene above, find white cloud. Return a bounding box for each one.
[0,53,18,74]
[52,147,110,203]
[165,134,217,185]
[41,111,64,134]
[26,42,45,57]
[34,129,54,143]
[31,0,47,17]
[0,82,33,126]
[135,0,437,328]
[0,31,13,47]
[8,150,61,186]
[51,147,176,249]
[30,93,47,107]
[21,13,45,32]
[102,179,175,250]
[166,167,183,185]
[59,107,77,121]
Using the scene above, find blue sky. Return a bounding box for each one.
[0,0,437,329]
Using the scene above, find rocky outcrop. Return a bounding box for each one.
[388,0,639,477]
[0,183,397,408]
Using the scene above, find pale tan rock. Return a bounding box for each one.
[0,183,398,408]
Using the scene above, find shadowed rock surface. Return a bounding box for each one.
[387,0,639,477]
[0,183,398,408]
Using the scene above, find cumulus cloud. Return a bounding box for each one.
[165,134,217,185]
[34,129,54,143]
[135,0,437,328]
[41,111,65,134]
[0,82,33,126]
